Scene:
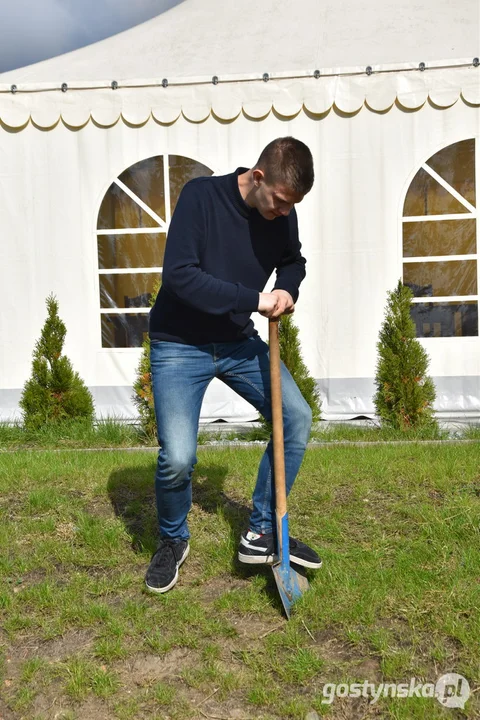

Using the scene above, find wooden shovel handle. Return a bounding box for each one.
[269,318,287,518]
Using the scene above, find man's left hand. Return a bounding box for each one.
[271,289,295,317]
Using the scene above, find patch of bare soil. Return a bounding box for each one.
[117,647,200,688]
[305,628,381,679]
[321,697,385,719]
[86,498,117,519]
[32,694,113,720]
[1,630,96,720]
[38,629,95,663]
[187,689,262,720]
[197,574,251,602]
[226,612,285,643]
[3,629,94,670]
[0,696,17,720]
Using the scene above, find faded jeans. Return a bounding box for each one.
[150,335,311,540]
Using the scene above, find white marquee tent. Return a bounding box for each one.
[1,0,479,423]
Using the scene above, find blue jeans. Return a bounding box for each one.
[150,335,312,540]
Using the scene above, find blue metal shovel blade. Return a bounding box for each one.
[272,512,309,618]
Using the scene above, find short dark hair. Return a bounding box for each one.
[254,137,314,195]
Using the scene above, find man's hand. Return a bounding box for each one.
[258,290,295,318]
[271,289,295,315]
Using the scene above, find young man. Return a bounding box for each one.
[146,137,322,593]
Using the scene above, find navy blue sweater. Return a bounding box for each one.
[149,168,306,344]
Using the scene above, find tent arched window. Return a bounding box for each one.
[402,139,478,338]
[96,155,213,348]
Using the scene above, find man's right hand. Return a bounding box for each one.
[258,292,281,318]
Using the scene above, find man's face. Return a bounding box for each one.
[255,179,304,221]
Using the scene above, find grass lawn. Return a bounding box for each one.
[0,443,479,719]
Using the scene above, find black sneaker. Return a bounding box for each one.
[145,538,190,593]
[238,530,322,569]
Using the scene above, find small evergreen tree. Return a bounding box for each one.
[374,280,437,430]
[132,281,161,439]
[259,314,322,432]
[278,314,322,422]
[20,294,94,430]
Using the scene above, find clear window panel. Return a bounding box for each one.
[411,302,478,337]
[97,233,167,269]
[97,183,159,230]
[169,155,214,213]
[404,260,477,297]
[403,168,471,217]
[99,273,161,309]
[403,219,476,257]
[118,156,166,221]
[426,139,475,207]
[101,314,150,348]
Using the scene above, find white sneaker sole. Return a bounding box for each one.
[238,552,275,565]
[290,557,322,570]
[238,551,322,570]
[145,544,190,594]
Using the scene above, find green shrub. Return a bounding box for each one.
[20,294,94,431]
[374,280,437,431]
[259,314,322,433]
[132,281,160,440]
[278,314,322,422]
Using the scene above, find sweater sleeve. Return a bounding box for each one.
[272,209,306,302]
[162,182,260,315]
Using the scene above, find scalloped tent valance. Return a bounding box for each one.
[0,64,479,130]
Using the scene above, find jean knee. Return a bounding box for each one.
[159,448,197,489]
[285,397,312,444]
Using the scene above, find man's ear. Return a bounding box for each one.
[252,168,265,188]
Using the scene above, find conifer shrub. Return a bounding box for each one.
[132,281,160,440]
[259,314,322,433]
[374,280,437,431]
[20,294,94,431]
[278,314,322,422]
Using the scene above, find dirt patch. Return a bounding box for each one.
[0,628,95,700]
[226,612,285,642]
[8,568,48,591]
[34,629,95,663]
[187,690,258,720]
[333,485,357,505]
[0,696,16,720]
[375,616,418,650]
[55,521,78,541]
[324,697,385,719]
[352,656,382,682]
[87,498,117,519]
[117,648,200,688]
[198,574,251,603]
[428,488,445,502]
[32,694,112,720]
[307,628,369,663]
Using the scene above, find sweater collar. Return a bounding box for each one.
[230,167,253,218]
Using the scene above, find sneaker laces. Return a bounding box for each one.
[154,538,181,560]
[159,538,180,548]
[155,538,185,563]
